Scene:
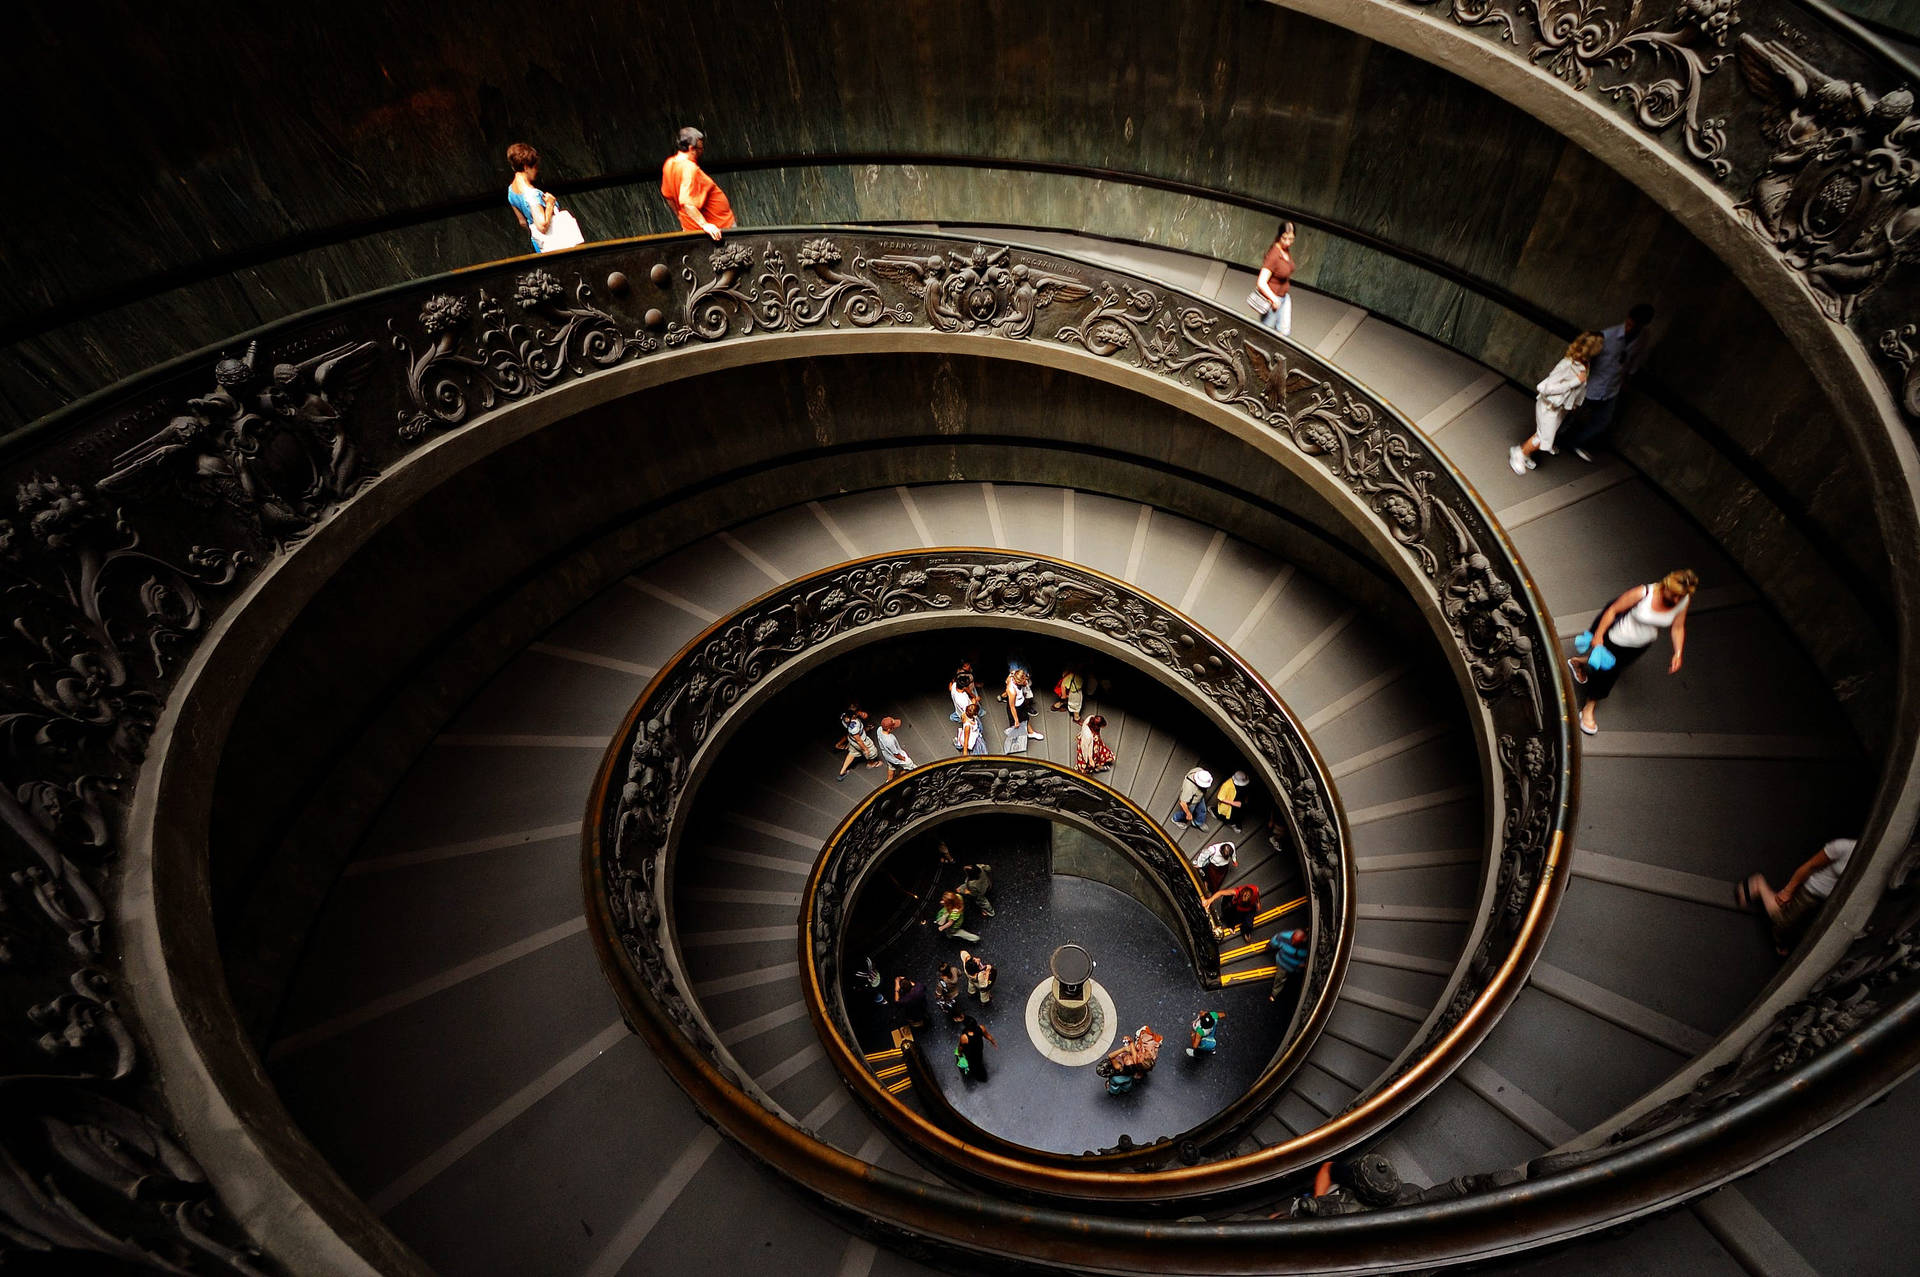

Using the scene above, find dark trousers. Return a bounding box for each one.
[1581,608,1651,702]
[1559,394,1619,451]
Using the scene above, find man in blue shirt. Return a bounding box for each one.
[1269,928,1308,1002]
[1561,303,1655,461]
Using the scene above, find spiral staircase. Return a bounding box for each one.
[236,237,1864,1270]
[7,4,1920,1276]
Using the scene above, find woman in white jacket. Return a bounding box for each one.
[1510,332,1605,475]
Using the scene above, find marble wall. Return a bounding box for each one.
[10,0,1896,730]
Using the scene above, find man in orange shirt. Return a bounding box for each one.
[661,127,735,240]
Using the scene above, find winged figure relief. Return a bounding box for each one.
[1734,34,1920,321]
[1241,340,1324,409]
[862,246,1092,336]
[259,339,380,504]
[97,339,379,538]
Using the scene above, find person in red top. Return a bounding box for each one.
[1252,221,1296,337]
[661,127,735,240]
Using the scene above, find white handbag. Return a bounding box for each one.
[534,209,587,252]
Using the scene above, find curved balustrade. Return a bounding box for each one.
[1347,0,1920,442]
[801,758,1266,1173]
[585,548,1352,1177]
[0,0,1914,1268]
[0,223,1667,1267]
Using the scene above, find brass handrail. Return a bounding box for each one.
[1,226,1585,1262]
[584,545,1356,1192]
[797,756,1326,1174]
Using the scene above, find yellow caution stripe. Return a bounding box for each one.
[873,1063,908,1080]
[1252,895,1307,927]
[863,1046,904,1063]
[1221,966,1278,987]
[885,1075,913,1094]
[1217,940,1269,963]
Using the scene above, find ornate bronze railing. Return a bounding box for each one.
[800,757,1308,1175]
[0,4,1914,1272]
[1376,0,1920,431]
[809,758,1225,997]
[0,228,1575,1264]
[587,549,1350,1169]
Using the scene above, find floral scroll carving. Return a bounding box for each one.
[1410,0,1741,176]
[1,449,259,1263]
[670,238,914,344]
[599,551,1351,1088]
[1878,324,1920,417]
[391,271,653,440]
[1408,1,1920,425]
[2,228,1571,1263]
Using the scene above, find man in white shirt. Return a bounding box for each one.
[1738,837,1855,953]
[1192,840,1237,893]
[1173,767,1214,830]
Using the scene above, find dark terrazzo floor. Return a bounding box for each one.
[853,818,1295,1156]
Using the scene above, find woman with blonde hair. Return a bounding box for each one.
[1510,331,1606,475]
[1002,664,1042,743]
[1566,568,1698,735]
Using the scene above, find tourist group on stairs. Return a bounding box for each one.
[498,124,1873,1140]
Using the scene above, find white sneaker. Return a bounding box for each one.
[1508,445,1534,476]
[1572,447,1594,463]
[1028,731,1044,740]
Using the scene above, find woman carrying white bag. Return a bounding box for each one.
[1248,221,1296,337]
[506,142,587,253]
[1509,331,1604,475]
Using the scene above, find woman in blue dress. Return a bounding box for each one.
[506,142,584,253]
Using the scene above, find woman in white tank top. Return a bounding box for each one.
[1566,568,1698,735]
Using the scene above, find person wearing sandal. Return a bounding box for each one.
[1566,569,1697,735]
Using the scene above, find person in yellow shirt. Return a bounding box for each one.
[1214,770,1249,829]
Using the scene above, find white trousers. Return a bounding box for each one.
[1532,399,1569,452]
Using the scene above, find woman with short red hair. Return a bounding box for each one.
[505,142,585,253]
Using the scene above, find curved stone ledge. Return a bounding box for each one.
[801,757,1318,1173]
[585,549,1349,1158]
[0,227,1571,1262]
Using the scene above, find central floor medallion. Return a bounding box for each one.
[1024,977,1118,1065]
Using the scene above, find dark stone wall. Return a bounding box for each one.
[13,0,1653,415]
[10,1,1894,737]
[1051,824,1186,947]
[1828,0,1920,42]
